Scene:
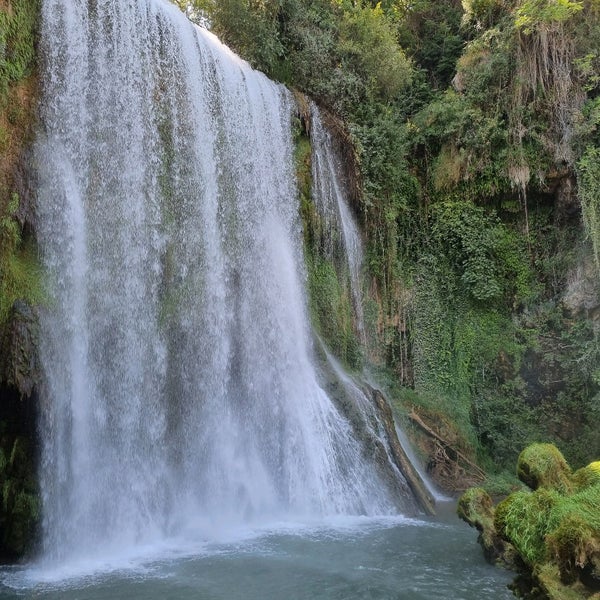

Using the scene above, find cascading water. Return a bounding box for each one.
[310,105,366,341]
[34,0,419,564]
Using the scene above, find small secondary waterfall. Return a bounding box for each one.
[310,105,366,340]
[34,0,418,563]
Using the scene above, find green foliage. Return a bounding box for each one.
[185,0,284,74]
[0,0,42,330]
[482,471,525,496]
[192,0,600,482]
[0,0,39,98]
[455,27,514,108]
[462,0,512,29]
[427,201,532,303]
[577,145,600,272]
[0,195,44,326]
[472,296,600,470]
[411,91,512,200]
[337,5,412,102]
[396,0,466,89]
[0,435,39,556]
[515,0,584,33]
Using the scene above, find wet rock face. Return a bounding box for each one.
[1,300,39,399]
[562,249,600,324]
[0,300,41,560]
[0,391,40,561]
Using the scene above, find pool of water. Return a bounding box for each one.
[0,504,514,600]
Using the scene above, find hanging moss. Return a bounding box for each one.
[577,146,600,274]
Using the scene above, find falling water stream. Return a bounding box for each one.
[309,105,366,341]
[0,0,514,597]
[33,0,416,564]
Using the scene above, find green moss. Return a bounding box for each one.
[458,487,495,530]
[489,447,599,596]
[294,114,362,370]
[307,254,361,369]
[0,436,39,557]
[549,483,600,537]
[517,443,573,493]
[0,0,42,330]
[0,0,40,97]
[535,563,590,600]
[578,146,600,274]
[573,462,600,491]
[495,487,560,565]
[546,512,599,584]
[0,216,44,325]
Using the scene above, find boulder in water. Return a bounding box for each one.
[457,487,517,568]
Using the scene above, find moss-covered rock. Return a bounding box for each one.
[573,462,600,491]
[0,300,40,398]
[546,512,599,586]
[517,443,573,493]
[484,446,600,598]
[495,487,560,566]
[535,563,595,600]
[457,487,517,567]
[545,482,600,590]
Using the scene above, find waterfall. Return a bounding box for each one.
[309,105,366,340]
[34,0,417,563]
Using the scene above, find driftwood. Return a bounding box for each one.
[408,410,486,488]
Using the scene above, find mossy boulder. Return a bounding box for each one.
[573,462,600,491]
[517,443,573,493]
[495,488,560,566]
[545,482,600,591]
[457,487,517,567]
[495,447,600,598]
[463,445,600,599]
[546,512,600,586]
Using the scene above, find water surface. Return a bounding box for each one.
[1,507,513,600]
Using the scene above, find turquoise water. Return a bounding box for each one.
[0,506,514,600]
